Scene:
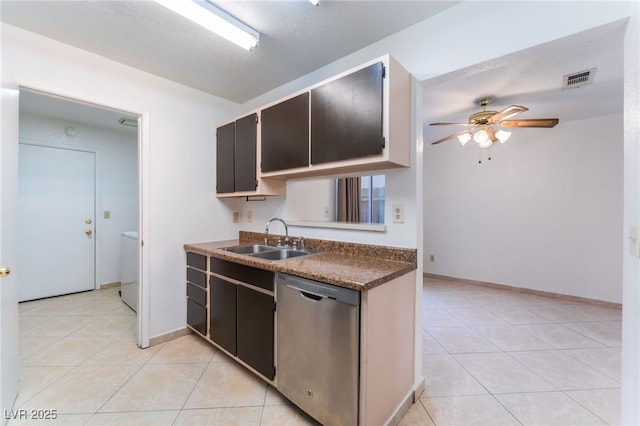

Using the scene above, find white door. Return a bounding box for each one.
[1,88,20,424]
[17,144,96,302]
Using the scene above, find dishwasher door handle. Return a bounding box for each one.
[287,284,326,301]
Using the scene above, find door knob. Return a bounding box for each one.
[85,230,93,236]
[0,267,10,278]
[86,219,92,225]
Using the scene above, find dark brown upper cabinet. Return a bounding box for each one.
[260,92,310,173]
[216,122,235,194]
[216,113,258,194]
[311,61,384,165]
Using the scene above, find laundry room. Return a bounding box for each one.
[17,90,139,307]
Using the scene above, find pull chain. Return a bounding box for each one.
[478,147,493,164]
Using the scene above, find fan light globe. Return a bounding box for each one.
[478,139,493,149]
[473,128,489,144]
[496,130,511,143]
[457,133,472,146]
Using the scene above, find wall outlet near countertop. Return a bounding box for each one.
[246,210,253,223]
[392,204,404,223]
[233,211,240,223]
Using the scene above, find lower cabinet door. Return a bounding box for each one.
[237,285,274,380]
[186,298,207,336]
[210,276,237,355]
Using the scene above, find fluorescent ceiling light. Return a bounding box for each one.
[308,0,320,5]
[156,0,259,51]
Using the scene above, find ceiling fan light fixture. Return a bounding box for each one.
[496,129,511,143]
[457,132,472,146]
[155,0,259,51]
[473,127,489,144]
[478,138,493,149]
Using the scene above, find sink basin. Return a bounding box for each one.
[220,244,315,261]
[221,244,275,254]
[250,249,312,261]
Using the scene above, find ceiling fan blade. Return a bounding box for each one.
[499,118,559,128]
[431,129,472,145]
[488,105,528,123]
[429,122,473,126]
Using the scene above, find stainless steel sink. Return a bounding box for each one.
[221,244,274,254]
[220,244,314,261]
[250,249,311,261]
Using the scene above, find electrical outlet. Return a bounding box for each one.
[392,204,404,223]
[246,210,253,223]
[104,210,111,219]
[430,254,435,262]
[232,211,240,223]
[324,207,330,218]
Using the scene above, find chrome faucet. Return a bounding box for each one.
[264,217,289,247]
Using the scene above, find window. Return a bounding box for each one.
[336,175,385,224]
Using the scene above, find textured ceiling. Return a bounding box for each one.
[1,0,458,103]
[422,19,626,145]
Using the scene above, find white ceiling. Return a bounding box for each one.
[1,0,458,103]
[3,1,625,138]
[422,19,626,145]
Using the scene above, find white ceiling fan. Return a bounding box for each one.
[429,97,559,147]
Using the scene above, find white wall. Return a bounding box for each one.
[19,113,138,287]
[2,23,240,340]
[236,1,637,420]
[424,112,623,302]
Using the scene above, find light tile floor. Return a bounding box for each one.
[10,277,621,425]
[12,287,317,426]
[402,277,621,426]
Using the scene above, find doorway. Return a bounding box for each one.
[17,88,142,343]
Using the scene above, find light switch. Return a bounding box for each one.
[392,204,404,223]
[232,212,240,223]
[104,211,111,219]
[246,210,253,223]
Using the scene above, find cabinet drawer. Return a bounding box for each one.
[186,282,207,306]
[187,252,207,271]
[187,267,206,288]
[187,298,207,336]
[210,257,274,291]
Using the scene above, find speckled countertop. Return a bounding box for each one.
[183,231,417,291]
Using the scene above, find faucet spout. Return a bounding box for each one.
[264,217,289,247]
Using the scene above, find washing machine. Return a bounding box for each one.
[120,231,139,312]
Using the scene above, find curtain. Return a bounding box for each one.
[337,177,360,222]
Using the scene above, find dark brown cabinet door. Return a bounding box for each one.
[261,92,310,172]
[210,276,237,355]
[237,285,274,380]
[216,122,235,193]
[186,298,207,336]
[311,61,384,164]
[235,113,257,192]
[216,114,258,194]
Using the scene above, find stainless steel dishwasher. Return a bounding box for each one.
[276,273,360,426]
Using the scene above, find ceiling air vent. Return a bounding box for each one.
[562,68,596,90]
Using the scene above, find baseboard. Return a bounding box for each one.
[424,273,622,309]
[100,281,121,289]
[149,327,191,347]
[413,377,425,402]
[385,388,416,426]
